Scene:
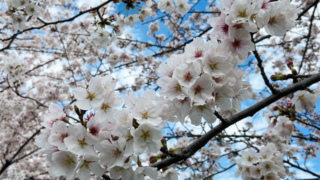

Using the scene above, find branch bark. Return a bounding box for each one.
[298,1,318,74]
[252,49,278,94]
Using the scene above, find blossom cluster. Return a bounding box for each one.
[235,116,301,179]
[157,36,252,125]
[156,0,299,127]
[2,57,27,82]
[5,0,43,30]
[35,75,179,180]
[209,0,299,41]
[235,143,287,180]
[158,0,191,16]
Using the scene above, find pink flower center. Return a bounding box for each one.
[232,39,241,49]
[194,85,203,94]
[184,72,193,82]
[90,127,99,136]
[261,1,268,9]
[60,133,69,142]
[222,24,229,35]
[269,16,277,25]
[194,49,203,58]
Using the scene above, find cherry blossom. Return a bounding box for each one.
[158,0,175,13]
[64,124,97,156]
[189,104,216,125]
[172,61,201,88]
[73,77,104,110]
[132,123,163,154]
[99,139,127,167]
[292,91,317,112]
[77,156,105,180]
[49,151,77,180]
[203,53,233,77]
[189,74,215,105]
[174,0,191,15]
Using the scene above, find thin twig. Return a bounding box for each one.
[298,1,318,74]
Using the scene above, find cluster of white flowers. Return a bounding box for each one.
[209,0,298,41]
[235,143,287,180]
[263,116,296,143]
[2,58,27,82]
[158,0,191,16]
[6,0,43,30]
[201,143,221,162]
[88,0,156,47]
[90,29,118,48]
[235,116,301,179]
[35,75,180,180]
[157,37,252,125]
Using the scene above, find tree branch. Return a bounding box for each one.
[152,73,320,169]
[298,1,318,74]
[284,160,320,178]
[152,26,212,57]
[252,49,279,94]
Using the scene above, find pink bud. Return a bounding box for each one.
[286,61,294,68]
[184,160,191,166]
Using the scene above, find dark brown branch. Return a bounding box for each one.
[284,160,320,178]
[297,0,320,20]
[214,111,228,124]
[296,117,320,131]
[298,1,318,74]
[252,49,279,94]
[25,58,59,74]
[12,148,39,163]
[152,26,212,57]
[8,81,48,108]
[203,164,236,180]
[254,35,271,43]
[102,174,112,180]
[152,73,320,169]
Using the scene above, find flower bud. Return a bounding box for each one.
[291,68,297,75]
[286,61,294,68]
[184,160,192,166]
[286,99,292,107]
[149,155,159,164]
[161,138,167,149]
[270,74,287,81]
[272,106,279,111]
